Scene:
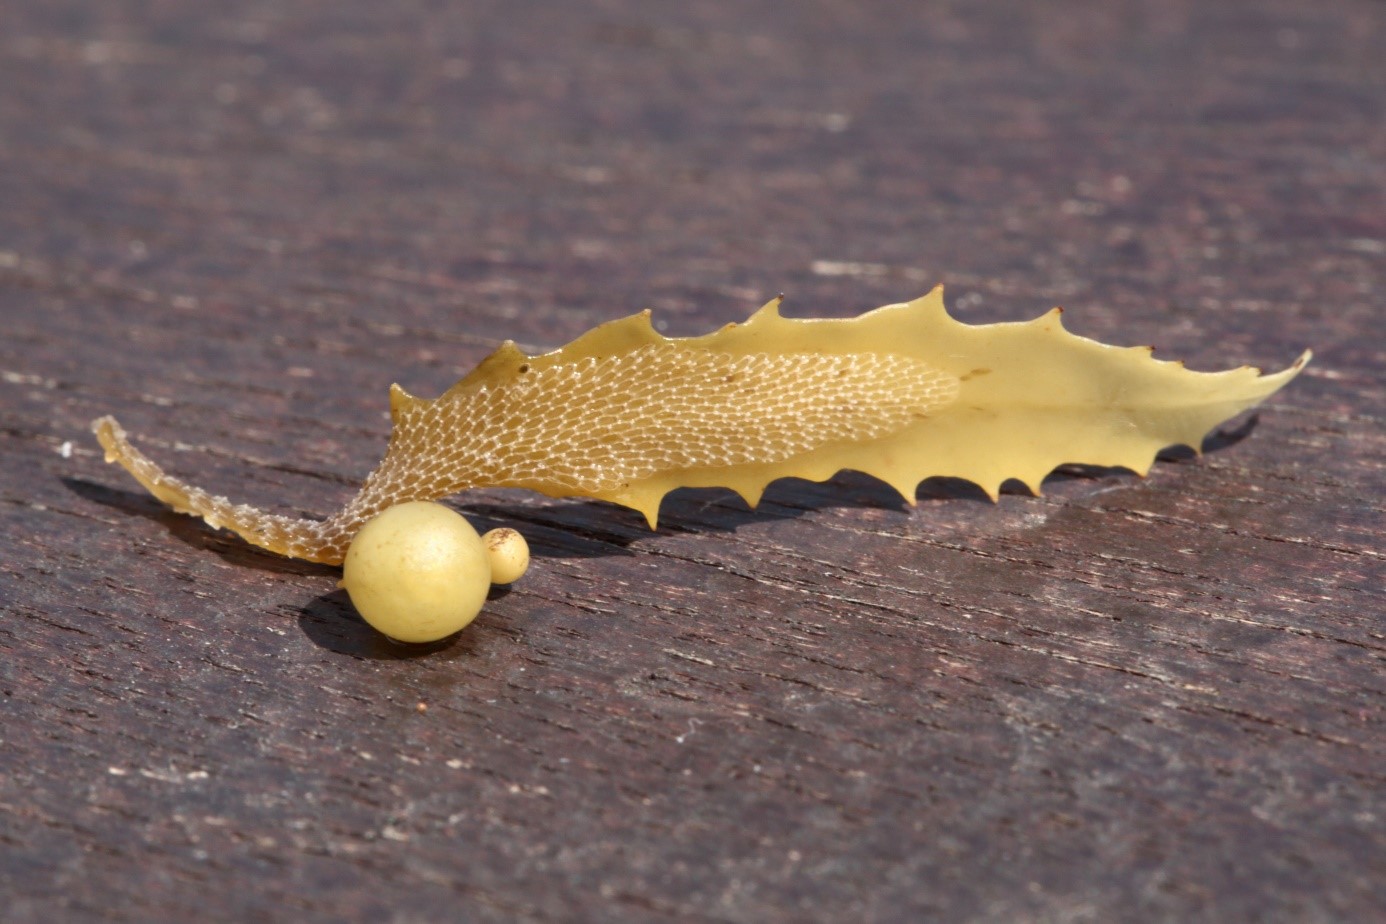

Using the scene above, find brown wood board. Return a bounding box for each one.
[1,1,1382,921]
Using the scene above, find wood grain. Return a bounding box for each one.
[1,1,1382,921]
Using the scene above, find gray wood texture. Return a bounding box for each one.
[1,1,1382,920]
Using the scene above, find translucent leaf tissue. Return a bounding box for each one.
[93,287,1309,564]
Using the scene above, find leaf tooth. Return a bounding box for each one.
[905,286,949,321]
[389,382,422,421]
[747,294,786,324]
[637,499,662,530]
[607,484,669,530]
[883,477,921,506]
[860,459,923,507]
[1030,305,1065,327]
[732,482,766,510]
[1121,451,1159,476]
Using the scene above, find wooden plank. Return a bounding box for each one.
[1,0,1382,920]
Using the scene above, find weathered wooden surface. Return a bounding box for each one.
[1,1,1382,920]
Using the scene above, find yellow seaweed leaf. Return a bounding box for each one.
[92,286,1309,564]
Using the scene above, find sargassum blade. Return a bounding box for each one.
[93,286,1309,563]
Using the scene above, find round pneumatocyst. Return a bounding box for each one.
[482,528,530,584]
[342,501,491,643]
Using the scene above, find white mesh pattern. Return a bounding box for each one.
[100,346,960,563]
[385,345,959,494]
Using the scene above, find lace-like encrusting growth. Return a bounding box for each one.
[384,346,958,494]
[319,346,958,561]
[93,288,1309,564]
[93,416,341,561]
[95,347,956,563]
